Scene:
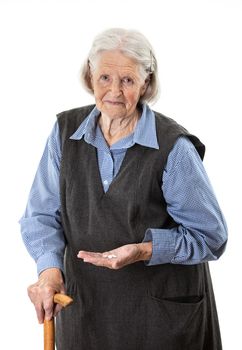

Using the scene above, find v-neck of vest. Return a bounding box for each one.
[93,143,145,198]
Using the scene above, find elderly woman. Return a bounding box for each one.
[20,28,227,350]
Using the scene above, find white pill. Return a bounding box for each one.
[107,254,117,259]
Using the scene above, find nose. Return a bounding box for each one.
[110,79,122,97]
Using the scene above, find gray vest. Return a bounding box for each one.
[56,105,222,350]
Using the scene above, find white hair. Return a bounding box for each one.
[80,28,160,104]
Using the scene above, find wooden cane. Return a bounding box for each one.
[44,293,73,350]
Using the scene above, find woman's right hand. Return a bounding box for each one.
[27,267,65,324]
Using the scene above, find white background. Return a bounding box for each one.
[0,0,241,349]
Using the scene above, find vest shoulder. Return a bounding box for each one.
[57,104,95,147]
[57,104,95,124]
[152,110,205,160]
[153,110,188,134]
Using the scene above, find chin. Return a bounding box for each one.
[102,105,127,117]
[105,111,126,119]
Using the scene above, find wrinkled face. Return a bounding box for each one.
[90,50,148,119]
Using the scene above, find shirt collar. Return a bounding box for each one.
[70,103,159,150]
[69,106,99,144]
[133,104,159,149]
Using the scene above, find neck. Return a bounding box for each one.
[99,109,140,146]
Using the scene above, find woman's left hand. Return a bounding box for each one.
[77,242,152,270]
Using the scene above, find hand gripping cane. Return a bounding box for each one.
[44,293,73,350]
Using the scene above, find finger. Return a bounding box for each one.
[83,255,106,265]
[27,284,38,303]
[77,251,104,264]
[34,303,45,324]
[87,255,120,269]
[78,250,121,269]
[77,251,102,259]
[53,303,63,318]
[27,286,45,323]
[79,252,110,267]
[102,252,117,259]
[43,297,54,321]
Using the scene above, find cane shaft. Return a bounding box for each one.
[44,294,73,350]
[44,319,55,350]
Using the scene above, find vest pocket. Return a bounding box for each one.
[159,294,204,303]
[145,294,206,349]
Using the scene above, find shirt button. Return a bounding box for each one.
[103,180,108,185]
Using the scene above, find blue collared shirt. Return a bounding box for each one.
[19,104,228,275]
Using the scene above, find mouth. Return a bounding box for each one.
[104,100,124,105]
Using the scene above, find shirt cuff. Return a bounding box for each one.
[142,228,176,265]
[37,252,64,276]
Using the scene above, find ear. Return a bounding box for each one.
[140,77,150,96]
[89,72,94,92]
[88,60,94,89]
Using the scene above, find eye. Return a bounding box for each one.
[122,77,134,86]
[99,74,110,82]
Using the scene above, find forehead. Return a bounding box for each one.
[95,50,140,74]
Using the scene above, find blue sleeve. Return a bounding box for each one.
[19,121,66,275]
[143,136,228,265]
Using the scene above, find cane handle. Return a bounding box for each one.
[53,293,73,307]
